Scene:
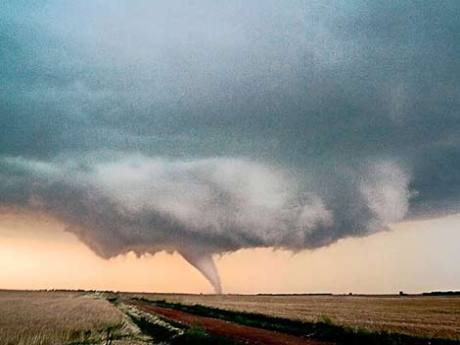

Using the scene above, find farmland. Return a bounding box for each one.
[1,290,459,344]
[0,290,251,345]
[132,293,460,341]
[0,290,142,345]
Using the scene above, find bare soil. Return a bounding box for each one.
[132,300,333,345]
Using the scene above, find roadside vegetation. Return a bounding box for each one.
[109,295,243,345]
[138,298,460,345]
[0,290,241,345]
[133,293,460,340]
[2,290,459,345]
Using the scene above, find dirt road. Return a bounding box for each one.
[132,301,333,345]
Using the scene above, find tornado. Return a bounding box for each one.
[1,0,460,294]
[0,155,418,294]
[179,250,222,294]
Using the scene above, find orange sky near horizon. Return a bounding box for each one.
[0,211,459,294]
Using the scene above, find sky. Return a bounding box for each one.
[1,211,459,294]
[0,1,459,293]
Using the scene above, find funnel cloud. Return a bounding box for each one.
[1,1,459,292]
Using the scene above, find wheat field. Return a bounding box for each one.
[135,293,460,340]
[0,290,126,345]
[2,290,459,343]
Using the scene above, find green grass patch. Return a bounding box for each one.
[171,323,241,345]
[130,313,241,344]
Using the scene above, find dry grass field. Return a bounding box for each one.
[0,290,128,345]
[2,290,459,344]
[135,293,460,340]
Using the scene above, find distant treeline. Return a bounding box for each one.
[256,293,333,296]
[422,291,460,296]
[6,288,460,297]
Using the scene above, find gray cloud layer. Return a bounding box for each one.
[1,1,459,291]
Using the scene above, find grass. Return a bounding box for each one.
[3,290,459,345]
[0,290,241,345]
[0,290,131,345]
[170,323,242,345]
[138,298,460,345]
[132,293,460,340]
[119,302,182,343]
[110,297,242,345]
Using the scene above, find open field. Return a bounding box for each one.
[1,290,459,344]
[0,290,137,345]
[132,293,460,341]
[0,290,260,345]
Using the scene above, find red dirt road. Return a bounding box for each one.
[133,302,333,345]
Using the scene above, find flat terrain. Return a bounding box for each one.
[0,290,139,345]
[133,293,460,340]
[133,300,330,345]
[1,290,459,344]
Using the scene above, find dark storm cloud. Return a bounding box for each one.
[1,0,459,291]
